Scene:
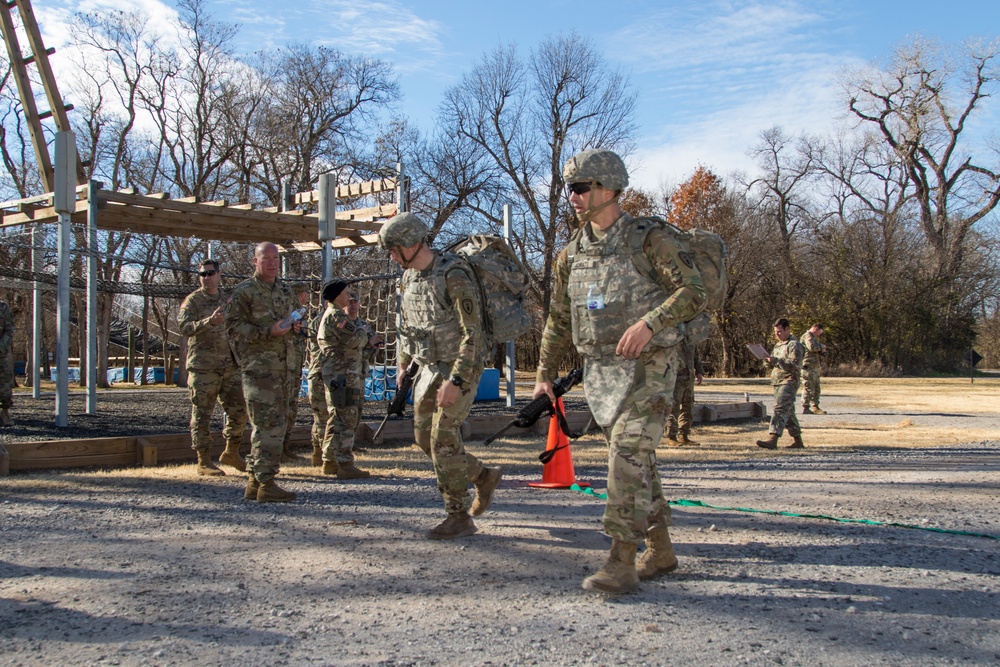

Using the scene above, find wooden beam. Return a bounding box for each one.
[294,178,397,205]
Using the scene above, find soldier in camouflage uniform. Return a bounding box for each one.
[0,299,13,427]
[533,149,706,594]
[316,280,381,480]
[756,318,805,450]
[279,283,312,462]
[666,340,704,447]
[224,242,301,503]
[178,260,248,475]
[800,323,826,414]
[378,212,504,540]
[306,298,328,467]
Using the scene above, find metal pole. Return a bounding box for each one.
[31,224,41,399]
[317,173,335,283]
[55,209,69,426]
[86,180,98,413]
[504,205,516,408]
[53,131,75,427]
[396,161,408,213]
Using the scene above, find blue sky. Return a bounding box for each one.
[38,0,1000,190]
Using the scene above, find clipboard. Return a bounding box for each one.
[746,343,770,360]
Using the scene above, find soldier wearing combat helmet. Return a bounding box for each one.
[378,212,503,540]
[533,148,706,593]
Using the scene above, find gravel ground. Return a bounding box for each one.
[1,384,998,667]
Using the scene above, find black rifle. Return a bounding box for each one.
[483,368,584,461]
[372,361,419,442]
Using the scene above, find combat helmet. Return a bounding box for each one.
[378,213,429,250]
[562,149,629,191]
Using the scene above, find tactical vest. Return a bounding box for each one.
[398,252,472,365]
[566,217,683,358]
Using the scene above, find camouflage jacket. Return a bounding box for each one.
[317,303,370,388]
[306,312,324,379]
[0,300,12,356]
[398,250,484,381]
[800,331,824,369]
[224,274,298,376]
[769,336,804,385]
[178,287,237,371]
[536,213,705,382]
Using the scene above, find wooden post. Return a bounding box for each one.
[0,442,9,476]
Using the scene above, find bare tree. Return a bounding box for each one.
[845,36,1000,286]
[438,33,637,320]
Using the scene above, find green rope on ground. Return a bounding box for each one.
[567,484,998,541]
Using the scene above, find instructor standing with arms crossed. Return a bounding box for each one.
[533,149,705,594]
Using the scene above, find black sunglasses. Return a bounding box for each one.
[567,182,596,195]
[198,269,218,277]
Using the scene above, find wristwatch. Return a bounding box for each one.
[449,375,465,388]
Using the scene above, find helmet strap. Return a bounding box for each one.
[576,190,621,226]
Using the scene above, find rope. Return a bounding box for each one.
[567,484,998,541]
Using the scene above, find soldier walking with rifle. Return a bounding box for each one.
[533,149,705,594]
[377,212,503,540]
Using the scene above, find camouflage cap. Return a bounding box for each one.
[378,213,429,250]
[563,149,629,191]
[291,282,311,294]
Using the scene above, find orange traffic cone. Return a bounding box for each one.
[528,398,589,489]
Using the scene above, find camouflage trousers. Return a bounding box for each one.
[0,352,12,409]
[242,370,290,483]
[602,345,677,544]
[412,362,485,514]
[281,369,304,449]
[666,368,695,438]
[187,366,247,452]
[322,380,362,465]
[770,380,801,437]
[308,373,328,450]
[801,366,821,408]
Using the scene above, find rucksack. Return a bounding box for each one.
[443,234,533,343]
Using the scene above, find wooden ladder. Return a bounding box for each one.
[0,0,85,191]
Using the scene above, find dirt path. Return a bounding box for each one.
[1,378,999,666]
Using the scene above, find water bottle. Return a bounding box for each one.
[586,284,605,310]
[282,307,307,329]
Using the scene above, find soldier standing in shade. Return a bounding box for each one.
[279,283,311,462]
[756,317,805,450]
[378,213,503,540]
[306,292,329,467]
[0,298,13,427]
[666,341,704,447]
[178,259,248,475]
[316,279,380,480]
[224,242,300,503]
[533,149,705,594]
[800,323,826,414]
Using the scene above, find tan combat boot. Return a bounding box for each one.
[756,434,778,450]
[311,446,323,467]
[666,433,680,447]
[677,433,700,447]
[788,434,805,449]
[244,475,260,501]
[321,460,338,476]
[426,511,477,540]
[802,406,814,414]
[219,440,246,472]
[257,479,297,503]
[636,527,679,581]
[0,408,12,427]
[337,462,371,480]
[196,450,225,477]
[812,406,827,415]
[582,539,639,594]
[471,467,503,516]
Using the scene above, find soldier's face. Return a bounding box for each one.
[198,266,220,291]
[254,244,280,282]
[297,291,310,307]
[333,289,352,310]
[347,297,360,318]
[389,243,421,268]
[774,325,790,342]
